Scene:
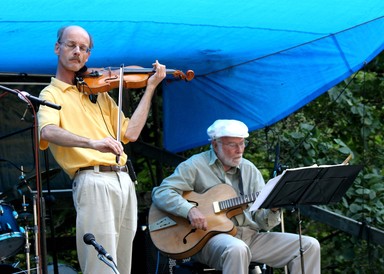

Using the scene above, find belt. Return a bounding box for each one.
[78,165,128,173]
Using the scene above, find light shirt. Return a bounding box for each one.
[38,78,129,178]
[152,149,280,231]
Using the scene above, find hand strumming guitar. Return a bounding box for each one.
[188,207,208,231]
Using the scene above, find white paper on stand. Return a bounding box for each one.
[250,163,351,212]
[250,171,285,211]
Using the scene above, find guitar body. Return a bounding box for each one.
[148,184,244,259]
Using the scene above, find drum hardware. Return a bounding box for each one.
[0,164,65,274]
[0,87,59,273]
[0,263,27,274]
[6,194,41,274]
[26,169,61,186]
[32,195,40,274]
[0,203,26,261]
[18,212,33,223]
[0,180,31,204]
[0,168,62,203]
[0,167,33,203]
[21,195,32,274]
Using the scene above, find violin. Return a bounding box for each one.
[76,65,194,94]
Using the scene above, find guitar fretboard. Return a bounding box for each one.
[218,192,259,211]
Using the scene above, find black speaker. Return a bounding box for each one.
[132,210,172,274]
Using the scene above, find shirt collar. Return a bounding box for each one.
[51,77,76,93]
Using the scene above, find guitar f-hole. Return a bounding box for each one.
[183,228,197,244]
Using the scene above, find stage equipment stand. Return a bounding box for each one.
[271,143,289,274]
[98,254,120,274]
[251,163,363,274]
[0,84,61,274]
[43,150,59,274]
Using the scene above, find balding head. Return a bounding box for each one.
[57,25,93,50]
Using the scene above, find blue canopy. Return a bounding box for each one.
[1,0,384,152]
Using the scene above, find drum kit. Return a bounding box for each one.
[0,203,27,273]
[0,168,64,274]
[0,86,78,273]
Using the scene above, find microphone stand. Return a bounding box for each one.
[97,254,120,274]
[272,143,289,274]
[43,150,59,274]
[0,84,61,274]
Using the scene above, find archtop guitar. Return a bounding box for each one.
[148,184,259,259]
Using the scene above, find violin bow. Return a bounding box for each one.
[116,65,124,164]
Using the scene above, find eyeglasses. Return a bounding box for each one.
[59,41,90,53]
[217,139,249,149]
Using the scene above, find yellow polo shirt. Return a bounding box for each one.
[38,78,129,179]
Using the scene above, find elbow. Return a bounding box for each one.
[128,136,139,142]
[40,124,56,141]
[40,126,49,140]
[125,132,139,142]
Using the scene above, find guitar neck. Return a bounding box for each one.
[212,192,259,213]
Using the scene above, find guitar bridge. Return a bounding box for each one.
[149,216,177,232]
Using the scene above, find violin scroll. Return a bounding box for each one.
[173,70,195,82]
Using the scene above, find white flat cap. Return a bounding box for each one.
[207,119,249,140]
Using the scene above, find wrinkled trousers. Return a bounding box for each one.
[73,170,137,274]
[194,226,320,274]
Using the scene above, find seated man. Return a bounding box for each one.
[152,119,321,274]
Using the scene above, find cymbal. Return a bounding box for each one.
[0,168,61,203]
[18,212,33,222]
[0,184,23,203]
[26,168,61,183]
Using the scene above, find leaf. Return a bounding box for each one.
[349,203,362,213]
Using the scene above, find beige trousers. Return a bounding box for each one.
[73,170,137,274]
[194,226,321,274]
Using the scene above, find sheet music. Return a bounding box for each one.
[250,171,285,211]
[250,162,353,212]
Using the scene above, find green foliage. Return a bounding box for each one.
[256,52,384,273]
[136,52,384,273]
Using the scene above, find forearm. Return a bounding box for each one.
[124,60,165,141]
[152,183,193,218]
[40,124,92,148]
[41,124,124,156]
[124,86,155,141]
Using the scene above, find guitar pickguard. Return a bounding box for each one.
[149,216,177,232]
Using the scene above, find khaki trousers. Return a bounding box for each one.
[73,170,137,274]
[194,226,320,274]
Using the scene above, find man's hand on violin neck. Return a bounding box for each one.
[148,60,166,87]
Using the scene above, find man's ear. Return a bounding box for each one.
[212,140,218,149]
[54,42,60,56]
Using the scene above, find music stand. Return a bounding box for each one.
[253,164,363,274]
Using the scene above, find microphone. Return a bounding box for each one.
[18,90,62,110]
[83,233,113,261]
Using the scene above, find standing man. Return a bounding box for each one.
[152,119,321,274]
[38,25,166,274]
